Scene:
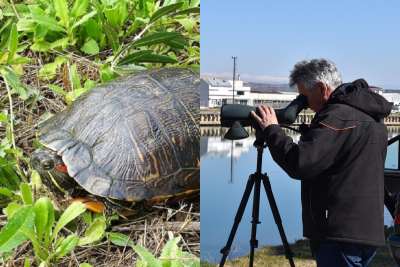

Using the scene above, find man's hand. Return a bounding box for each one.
[250,106,279,131]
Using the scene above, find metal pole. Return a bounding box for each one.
[232,57,237,104]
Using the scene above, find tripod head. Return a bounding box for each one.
[253,124,267,149]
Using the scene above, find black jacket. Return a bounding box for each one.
[264,79,391,246]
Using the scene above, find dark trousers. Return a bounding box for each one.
[315,241,377,267]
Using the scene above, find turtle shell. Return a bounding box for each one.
[37,68,200,202]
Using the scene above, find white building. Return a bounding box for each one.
[250,91,298,109]
[370,86,384,95]
[383,93,400,112]
[200,78,251,107]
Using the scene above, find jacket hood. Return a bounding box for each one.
[326,79,391,120]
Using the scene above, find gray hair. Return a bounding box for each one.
[289,59,342,91]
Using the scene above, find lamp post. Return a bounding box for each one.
[232,57,237,104]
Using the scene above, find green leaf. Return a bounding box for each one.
[57,235,79,260]
[84,79,97,90]
[34,24,48,40]
[69,64,81,90]
[80,38,99,55]
[1,65,21,89]
[85,18,100,41]
[134,54,178,64]
[19,227,43,257]
[0,50,7,62]
[71,0,89,18]
[3,202,21,219]
[176,18,195,34]
[20,182,33,205]
[47,84,68,96]
[78,218,106,246]
[79,264,92,267]
[81,211,92,225]
[130,32,181,47]
[0,205,35,253]
[0,163,22,191]
[30,40,51,52]
[0,171,14,191]
[10,57,35,65]
[49,37,70,50]
[0,22,11,51]
[104,2,123,30]
[161,237,180,259]
[164,37,189,50]
[170,7,200,17]
[16,18,36,32]
[149,2,184,24]
[113,65,147,75]
[71,10,97,31]
[50,202,86,242]
[30,170,43,186]
[39,56,68,80]
[34,197,54,248]
[66,88,88,104]
[180,252,199,267]
[108,232,134,247]
[54,0,69,27]
[30,13,66,32]
[100,63,119,83]
[104,24,120,53]
[117,50,153,66]
[133,245,163,267]
[190,0,200,8]
[54,236,65,249]
[6,24,18,65]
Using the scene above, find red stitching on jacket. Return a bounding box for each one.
[319,122,356,131]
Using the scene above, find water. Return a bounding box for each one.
[200,126,400,263]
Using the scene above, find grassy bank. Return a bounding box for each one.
[201,226,397,267]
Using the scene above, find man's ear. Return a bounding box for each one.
[317,82,328,96]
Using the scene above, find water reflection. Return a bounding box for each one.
[200,127,301,159]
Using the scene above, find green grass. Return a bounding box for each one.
[201,226,397,267]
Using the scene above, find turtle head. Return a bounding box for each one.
[30,148,77,196]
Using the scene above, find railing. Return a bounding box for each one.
[200,111,400,126]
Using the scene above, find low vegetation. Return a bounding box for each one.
[201,226,396,267]
[0,0,200,265]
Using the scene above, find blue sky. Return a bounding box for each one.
[201,0,400,89]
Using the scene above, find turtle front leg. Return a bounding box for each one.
[103,198,144,218]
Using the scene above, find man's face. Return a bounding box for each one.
[297,82,326,113]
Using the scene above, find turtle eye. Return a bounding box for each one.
[40,159,54,170]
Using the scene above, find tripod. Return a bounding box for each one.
[219,139,295,267]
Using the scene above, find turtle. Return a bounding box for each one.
[30,68,200,214]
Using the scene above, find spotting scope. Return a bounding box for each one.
[220,95,308,140]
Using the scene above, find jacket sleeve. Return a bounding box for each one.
[264,119,356,182]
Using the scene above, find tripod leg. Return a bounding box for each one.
[249,175,261,267]
[219,174,256,267]
[261,174,296,267]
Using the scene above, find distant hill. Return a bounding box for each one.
[243,81,296,92]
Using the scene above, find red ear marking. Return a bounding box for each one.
[55,165,68,173]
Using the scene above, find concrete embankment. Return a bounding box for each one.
[200,109,400,126]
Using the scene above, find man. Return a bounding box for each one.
[251,59,391,267]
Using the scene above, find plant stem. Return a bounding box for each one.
[4,79,28,183]
[9,0,21,20]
